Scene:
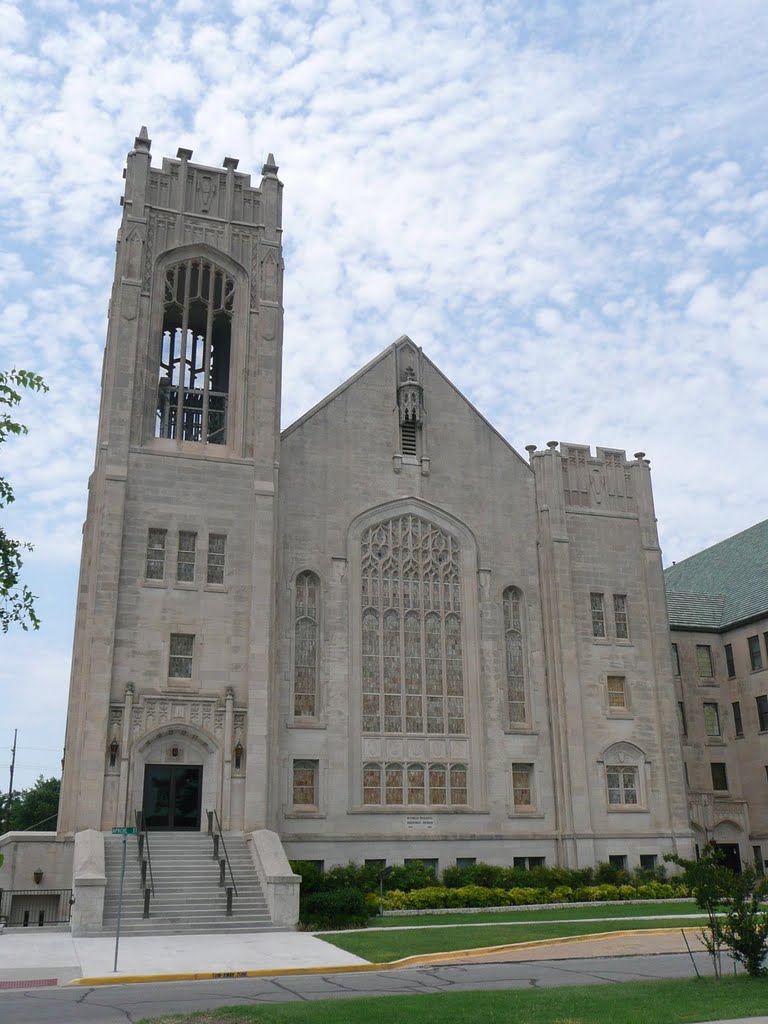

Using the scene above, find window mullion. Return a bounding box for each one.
[202,265,215,441]
[177,266,192,435]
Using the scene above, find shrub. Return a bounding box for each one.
[300,888,372,929]
[384,861,439,892]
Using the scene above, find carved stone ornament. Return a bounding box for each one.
[397,372,423,425]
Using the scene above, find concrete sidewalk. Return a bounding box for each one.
[0,928,367,986]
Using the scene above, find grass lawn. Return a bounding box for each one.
[138,976,768,1024]
[322,916,705,962]
[367,900,698,927]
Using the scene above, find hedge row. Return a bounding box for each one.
[381,880,688,911]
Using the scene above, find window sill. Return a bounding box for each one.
[348,806,484,815]
[504,727,539,736]
[204,583,227,593]
[705,737,726,746]
[284,810,325,819]
[607,805,648,813]
[606,710,634,719]
[614,639,633,647]
[286,720,327,730]
[591,637,611,645]
[750,667,766,675]
[173,582,197,591]
[508,810,545,819]
[142,579,167,588]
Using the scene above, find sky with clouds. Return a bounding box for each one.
[2,0,767,790]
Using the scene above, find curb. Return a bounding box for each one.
[66,926,701,987]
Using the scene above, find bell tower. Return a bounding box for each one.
[58,130,284,835]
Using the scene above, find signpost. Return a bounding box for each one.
[111,826,137,972]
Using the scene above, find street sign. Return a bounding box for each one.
[111,826,137,835]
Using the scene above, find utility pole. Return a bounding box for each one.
[5,729,17,832]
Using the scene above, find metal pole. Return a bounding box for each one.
[113,833,127,972]
[5,729,17,832]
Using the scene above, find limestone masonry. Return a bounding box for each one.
[3,133,766,930]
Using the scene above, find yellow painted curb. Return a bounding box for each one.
[66,926,702,987]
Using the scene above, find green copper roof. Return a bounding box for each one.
[664,519,768,630]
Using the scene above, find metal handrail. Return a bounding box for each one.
[134,809,155,898]
[206,808,238,897]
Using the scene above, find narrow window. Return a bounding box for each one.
[206,533,226,584]
[292,760,318,807]
[609,854,628,870]
[640,854,657,871]
[145,528,167,580]
[710,762,728,791]
[406,763,426,804]
[703,702,721,737]
[156,258,234,445]
[725,643,735,678]
[671,642,680,676]
[613,594,629,639]
[363,762,383,805]
[428,764,447,804]
[696,644,714,677]
[733,701,744,737]
[456,857,476,868]
[528,856,545,868]
[590,593,606,638]
[748,635,763,672]
[607,675,627,710]
[756,694,768,732]
[294,571,319,718]
[511,763,533,809]
[503,587,526,725]
[606,765,638,805]
[449,763,468,805]
[176,531,196,583]
[684,762,689,786]
[385,762,404,805]
[169,633,194,678]
[677,701,688,737]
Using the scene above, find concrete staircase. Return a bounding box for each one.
[102,831,276,934]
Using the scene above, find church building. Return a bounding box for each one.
[1,133,702,932]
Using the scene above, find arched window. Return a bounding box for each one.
[294,571,319,718]
[361,515,465,735]
[602,742,646,809]
[156,258,234,444]
[503,586,527,726]
[360,761,468,806]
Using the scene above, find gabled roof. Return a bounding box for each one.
[664,519,768,630]
[281,336,530,470]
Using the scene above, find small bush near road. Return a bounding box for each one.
[299,889,371,930]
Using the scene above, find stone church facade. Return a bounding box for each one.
[3,135,704,916]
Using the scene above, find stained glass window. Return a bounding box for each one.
[207,533,226,585]
[503,587,526,725]
[294,571,319,717]
[361,515,464,735]
[361,761,468,806]
[146,528,166,580]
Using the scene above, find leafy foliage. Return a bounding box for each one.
[0,369,48,632]
[0,775,60,833]
[299,888,372,929]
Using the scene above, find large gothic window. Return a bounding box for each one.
[361,515,465,735]
[503,587,527,725]
[294,571,320,718]
[156,258,234,444]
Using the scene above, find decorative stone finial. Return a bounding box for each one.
[133,126,151,153]
[633,452,646,461]
[223,156,239,170]
[525,444,537,454]
[262,153,279,176]
[546,440,559,450]
[177,147,193,161]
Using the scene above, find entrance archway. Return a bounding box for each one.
[142,763,202,830]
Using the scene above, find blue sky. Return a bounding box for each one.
[2,0,768,790]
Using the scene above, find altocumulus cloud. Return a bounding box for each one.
[1,0,767,786]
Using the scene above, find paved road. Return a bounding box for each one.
[0,951,722,1024]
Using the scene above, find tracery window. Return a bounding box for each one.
[503,587,526,725]
[361,515,465,735]
[362,761,468,806]
[155,258,234,445]
[294,571,320,718]
[145,528,166,580]
[292,759,318,807]
[206,533,226,585]
[606,765,638,805]
[177,531,196,583]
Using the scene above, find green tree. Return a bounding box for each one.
[0,368,48,632]
[0,775,60,833]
